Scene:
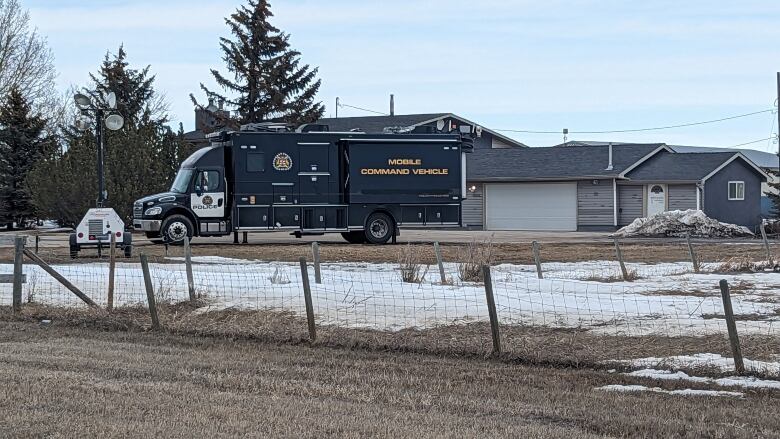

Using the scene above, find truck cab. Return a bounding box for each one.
[133,124,472,244]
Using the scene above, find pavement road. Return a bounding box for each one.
[0,228,766,248]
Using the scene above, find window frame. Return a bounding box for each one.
[195,170,221,192]
[727,181,744,201]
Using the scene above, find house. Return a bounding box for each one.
[465,143,770,231]
[316,113,528,149]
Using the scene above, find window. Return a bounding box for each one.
[170,169,193,193]
[196,170,220,192]
[728,181,744,200]
[247,152,265,172]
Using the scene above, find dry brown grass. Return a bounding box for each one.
[0,316,779,438]
[583,268,640,283]
[714,256,775,273]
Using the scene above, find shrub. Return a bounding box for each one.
[457,238,494,283]
[398,244,428,283]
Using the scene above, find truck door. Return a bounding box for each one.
[191,168,226,218]
[298,145,330,204]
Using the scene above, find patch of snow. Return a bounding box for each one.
[624,353,780,376]
[613,209,753,238]
[596,384,743,397]
[627,369,780,390]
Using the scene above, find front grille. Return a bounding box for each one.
[133,204,143,218]
[88,219,104,236]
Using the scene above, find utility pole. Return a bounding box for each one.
[96,108,105,207]
[776,72,779,174]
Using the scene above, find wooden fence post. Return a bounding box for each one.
[12,236,25,312]
[23,249,99,308]
[184,237,196,300]
[299,258,317,341]
[532,241,543,279]
[312,242,322,284]
[434,242,447,284]
[140,254,161,330]
[482,265,501,355]
[613,237,630,281]
[686,234,700,274]
[34,235,39,254]
[760,222,773,265]
[107,233,116,311]
[719,280,745,375]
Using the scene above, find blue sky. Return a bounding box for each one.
[22,0,780,151]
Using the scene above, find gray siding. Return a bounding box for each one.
[704,159,764,228]
[462,182,484,228]
[577,180,614,227]
[668,184,698,211]
[618,185,643,225]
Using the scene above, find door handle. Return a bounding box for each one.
[218,199,224,207]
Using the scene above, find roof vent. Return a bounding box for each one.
[605,142,614,171]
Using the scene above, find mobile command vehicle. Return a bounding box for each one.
[133,123,473,244]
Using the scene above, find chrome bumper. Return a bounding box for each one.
[133,219,162,232]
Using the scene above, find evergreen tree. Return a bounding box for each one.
[0,86,52,229]
[766,169,780,218]
[197,0,324,125]
[28,47,193,225]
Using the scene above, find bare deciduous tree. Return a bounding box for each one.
[0,0,56,109]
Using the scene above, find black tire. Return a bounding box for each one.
[364,212,394,245]
[160,214,194,245]
[341,231,367,244]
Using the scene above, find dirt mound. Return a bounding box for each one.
[613,210,753,238]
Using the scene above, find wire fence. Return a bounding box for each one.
[1,236,779,378]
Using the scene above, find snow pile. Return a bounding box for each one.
[613,210,753,238]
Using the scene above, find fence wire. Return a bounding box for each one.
[1,238,778,377]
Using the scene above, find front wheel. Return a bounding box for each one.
[364,212,394,245]
[160,215,193,245]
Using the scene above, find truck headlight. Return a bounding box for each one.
[144,207,162,216]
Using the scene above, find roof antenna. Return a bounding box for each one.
[390,94,395,116]
[606,142,614,171]
[563,128,568,144]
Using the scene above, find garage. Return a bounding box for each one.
[485,183,577,231]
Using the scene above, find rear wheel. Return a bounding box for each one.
[341,231,367,244]
[364,212,394,245]
[160,215,193,245]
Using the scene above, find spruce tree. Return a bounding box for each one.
[28,47,193,225]
[0,86,52,229]
[198,0,324,125]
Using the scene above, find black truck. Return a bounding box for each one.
[133,123,473,244]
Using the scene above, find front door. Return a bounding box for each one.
[646,184,667,217]
[191,169,226,218]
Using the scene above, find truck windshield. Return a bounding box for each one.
[170,169,194,193]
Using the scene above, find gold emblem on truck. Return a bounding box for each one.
[273,152,293,171]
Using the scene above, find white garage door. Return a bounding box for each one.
[485,183,577,231]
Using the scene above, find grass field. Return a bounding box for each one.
[0,317,778,438]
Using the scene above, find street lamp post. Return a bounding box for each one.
[74,92,124,207]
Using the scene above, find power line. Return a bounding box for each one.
[494,108,774,135]
[726,137,776,148]
[337,101,388,116]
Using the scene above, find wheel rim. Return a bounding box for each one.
[369,219,388,239]
[167,221,188,241]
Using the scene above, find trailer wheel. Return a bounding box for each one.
[365,212,394,244]
[341,231,367,244]
[161,215,193,245]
